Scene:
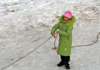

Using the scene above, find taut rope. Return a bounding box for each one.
[1,36,52,70]
[1,32,100,70]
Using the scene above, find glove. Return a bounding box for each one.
[52,33,57,38]
[56,31,59,33]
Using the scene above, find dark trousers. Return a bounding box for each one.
[60,55,70,63]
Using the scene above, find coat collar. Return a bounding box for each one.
[59,15,76,26]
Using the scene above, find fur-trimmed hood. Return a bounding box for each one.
[59,15,76,26]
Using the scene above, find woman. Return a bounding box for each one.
[51,11,76,69]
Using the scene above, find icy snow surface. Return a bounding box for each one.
[0,0,100,70]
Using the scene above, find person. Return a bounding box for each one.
[51,11,76,69]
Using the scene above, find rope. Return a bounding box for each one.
[53,33,58,51]
[53,32,100,49]
[1,32,100,70]
[71,32,100,48]
[1,36,52,70]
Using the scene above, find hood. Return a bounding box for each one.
[59,15,76,26]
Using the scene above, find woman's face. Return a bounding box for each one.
[63,16,70,21]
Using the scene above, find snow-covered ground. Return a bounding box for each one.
[0,0,100,70]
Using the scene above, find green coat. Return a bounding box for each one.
[51,15,76,56]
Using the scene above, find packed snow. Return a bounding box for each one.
[0,0,100,70]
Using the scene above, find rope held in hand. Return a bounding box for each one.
[1,36,52,70]
[1,32,100,70]
[53,32,100,49]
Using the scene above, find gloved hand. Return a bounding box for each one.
[52,33,57,38]
[52,31,59,38]
[56,31,59,33]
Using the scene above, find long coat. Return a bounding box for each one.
[51,15,76,56]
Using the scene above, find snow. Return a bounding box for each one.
[0,0,100,70]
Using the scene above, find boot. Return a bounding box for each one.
[65,63,70,69]
[57,56,65,67]
[64,56,70,69]
[57,61,64,66]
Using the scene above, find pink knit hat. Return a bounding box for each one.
[64,11,72,19]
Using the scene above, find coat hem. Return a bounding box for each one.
[57,53,71,56]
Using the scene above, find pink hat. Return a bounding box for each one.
[64,11,72,19]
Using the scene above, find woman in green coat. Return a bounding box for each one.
[51,11,76,69]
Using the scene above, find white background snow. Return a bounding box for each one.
[0,0,100,70]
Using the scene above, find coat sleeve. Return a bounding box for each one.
[51,22,60,35]
[59,25,73,36]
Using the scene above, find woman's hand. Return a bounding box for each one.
[56,31,59,33]
[52,31,59,38]
[52,33,57,38]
